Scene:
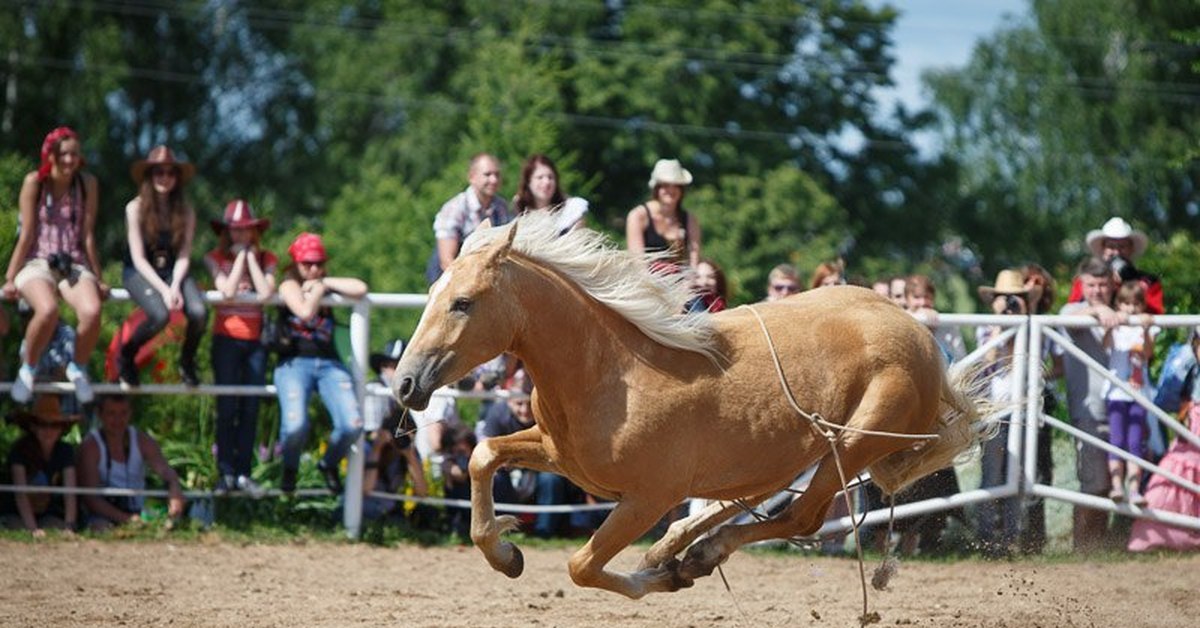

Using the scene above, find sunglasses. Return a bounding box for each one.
[770,283,799,293]
[299,260,325,268]
[151,166,178,178]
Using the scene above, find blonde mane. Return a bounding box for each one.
[461,210,718,360]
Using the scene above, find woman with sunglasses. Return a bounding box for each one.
[117,146,207,388]
[274,232,367,495]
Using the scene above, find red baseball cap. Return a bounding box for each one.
[288,232,327,263]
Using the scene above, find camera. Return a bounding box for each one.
[47,252,73,278]
[1003,294,1024,315]
[1108,255,1138,282]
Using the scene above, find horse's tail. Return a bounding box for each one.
[868,361,998,496]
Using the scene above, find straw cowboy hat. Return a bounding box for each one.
[7,395,83,431]
[978,269,1043,306]
[647,159,693,189]
[1085,217,1148,260]
[130,145,196,184]
[210,199,270,234]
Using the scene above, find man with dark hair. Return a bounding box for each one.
[1059,256,1124,551]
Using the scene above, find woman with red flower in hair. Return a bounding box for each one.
[273,232,368,495]
[3,127,106,405]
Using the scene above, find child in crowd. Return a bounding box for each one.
[688,258,727,313]
[1103,280,1158,504]
[3,395,81,537]
[204,200,276,497]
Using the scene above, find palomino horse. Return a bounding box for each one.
[394,211,989,599]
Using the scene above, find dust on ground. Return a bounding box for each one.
[1,539,1196,627]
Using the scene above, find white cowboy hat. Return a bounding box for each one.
[647,159,693,189]
[977,269,1043,306]
[1085,217,1148,259]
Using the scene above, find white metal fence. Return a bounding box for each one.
[3,292,1200,544]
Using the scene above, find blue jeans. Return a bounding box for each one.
[275,356,362,470]
[212,334,267,477]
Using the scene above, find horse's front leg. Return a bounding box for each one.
[567,494,686,599]
[468,426,557,578]
[637,492,772,572]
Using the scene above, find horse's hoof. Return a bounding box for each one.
[679,543,722,580]
[500,544,524,578]
[663,558,695,591]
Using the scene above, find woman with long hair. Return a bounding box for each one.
[117,146,207,388]
[625,158,701,270]
[3,127,106,404]
[274,232,368,494]
[511,154,588,234]
[204,200,276,496]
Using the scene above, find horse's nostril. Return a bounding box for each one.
[396,376,415,400]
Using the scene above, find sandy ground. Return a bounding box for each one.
[1,539,1196,627]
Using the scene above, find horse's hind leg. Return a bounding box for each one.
[567,494,687,599]
[468,426,559,578]
[679,442,885,581]
[637,492,772,571]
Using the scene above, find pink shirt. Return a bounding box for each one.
[28,177,85,264]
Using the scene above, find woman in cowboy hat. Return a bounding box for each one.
[203,199,276,496]
[274,232,368,495]
[4,395,82,537]
[2,127,106,405]
[118,145,208,388]
[625,158,702,270]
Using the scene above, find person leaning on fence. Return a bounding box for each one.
[117,145,208,388]
[274,232,368,496]
[906,274,966,362]
[77,394,185,530]
[1102,280,1159,506]
[204,200,276,498]
[1059,256,1125,552]
[427,152,509,284]
[3,395,82,537]
[3,127,106,405]
[973,269,1042,557]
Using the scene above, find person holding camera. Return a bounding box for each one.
[1066,217,1163,314]
[973,269,1042,556]
[203,200,276,497]
[117,146,208,388]
[3,127,107,405]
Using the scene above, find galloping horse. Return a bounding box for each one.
[393,211,989,599]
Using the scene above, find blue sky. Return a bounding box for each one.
[876,0,1028,111]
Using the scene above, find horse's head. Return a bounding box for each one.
[393,222,520,410]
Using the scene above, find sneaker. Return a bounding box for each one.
[280,467,298,495]
[214,474,236,496]
[65,362,94,404]
[178,361,200,387]
[316,459,343,494]
[11,364,34,404]
[116,352,140,388]
[236,475,267,500]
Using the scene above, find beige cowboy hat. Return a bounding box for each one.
[647,159,693,189]
[1085,217,1148,259]
[977,269,1043,306]
[7,395,83,431]
[130,145,196,185]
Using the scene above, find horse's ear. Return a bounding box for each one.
[478,218,493,231]
[485,220,519,269]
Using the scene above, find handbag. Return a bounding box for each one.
[260,306,293,355]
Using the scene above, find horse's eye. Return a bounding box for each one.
[450,297,472,314]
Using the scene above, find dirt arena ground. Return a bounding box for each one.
[2,539,1196,627]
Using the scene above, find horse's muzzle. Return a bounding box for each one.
[393,374,430,411]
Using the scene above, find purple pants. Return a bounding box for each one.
[1106,399,1147,462]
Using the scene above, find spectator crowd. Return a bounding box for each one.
[1,128,1198,556]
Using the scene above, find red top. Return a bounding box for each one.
[204,248,278,340]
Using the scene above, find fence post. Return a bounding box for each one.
[343,299,370,538]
